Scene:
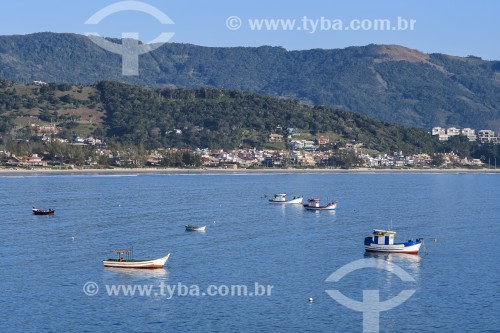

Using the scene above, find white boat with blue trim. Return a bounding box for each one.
[303,198,337,210]
[268,193,303,204]
[364,229,422,255]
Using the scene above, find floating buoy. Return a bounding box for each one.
[308,297,313,303]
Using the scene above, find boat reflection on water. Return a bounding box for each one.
[364,251,422,265]
[310,209,336,217]
[104,267,170,279]
[364,251,421,279]
[307,209,336,224]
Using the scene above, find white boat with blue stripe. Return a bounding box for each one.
[364,229,422,255]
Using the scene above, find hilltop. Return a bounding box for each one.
[0,78,438,154]
[0,33,498,131]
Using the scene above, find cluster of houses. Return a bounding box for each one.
[431,127,498,143]
[29,123,105,146]
[360,151,482,168]
[268,131,331,151]
[196,147,483,169]
[0,146,485,169]
[1,153,48,167]
[1,121,496,169]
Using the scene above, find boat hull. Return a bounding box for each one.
[303,203,337,210]
[32,209,55,215]
[103,254,170,269]
[185,225,206,232]
[269,197,303,204]
[364,243,421,255]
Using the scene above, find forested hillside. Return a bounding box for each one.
[0,78,438,154]
[0,33,498,131]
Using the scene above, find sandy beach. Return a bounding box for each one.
[1,166,499,175]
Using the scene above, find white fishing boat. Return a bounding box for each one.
[268,194,303,204]
[103,250,170,269]
[364,229,422,255]
[303,198,337,210]
[185,225,206,232]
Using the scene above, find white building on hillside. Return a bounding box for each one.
[432,127,449,141]
[432,127,445,136]
[461,128,477,141]
[478,130,497,143]
[447,127,461,136]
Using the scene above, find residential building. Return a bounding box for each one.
[478,130,497,143]
[289,140,304,150]
[461,128,477,141]
[431,127,449,141]
[32,124,59,135]
[23,154,47,167]
[431,127,446,136]
[268,133,284,142]
[317,135,330,145]
[303,140,316,150]
[446,127,461,136]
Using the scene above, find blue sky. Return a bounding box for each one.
[1,0,498,59]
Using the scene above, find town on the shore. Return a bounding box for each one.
[0,125,498,170]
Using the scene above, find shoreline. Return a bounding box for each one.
[1,167,499,175]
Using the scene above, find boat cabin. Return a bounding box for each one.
[307,199,321,208]
[272,194,287,202]
[111,249,133,262]
[365,229,396,245]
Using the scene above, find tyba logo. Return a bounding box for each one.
[84,1,175,75]
[325,258,416,333]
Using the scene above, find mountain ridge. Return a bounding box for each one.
[0,32,498,131]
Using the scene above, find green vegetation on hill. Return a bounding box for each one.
[1,78,498,165]
[0,33,498,131]
[0,78,438,153]
[96,81,439,153]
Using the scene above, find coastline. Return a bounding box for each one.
[1,166,499,175]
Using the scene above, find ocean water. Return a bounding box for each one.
[0,172,498,333]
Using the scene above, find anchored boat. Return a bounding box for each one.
[364,229,422,255]
[103,250,170,269]
[185,225,206,232]
[32,207,55,215]
[268,194,303,204]
[303,198,337,210]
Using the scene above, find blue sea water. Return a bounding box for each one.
[0,172,499,333]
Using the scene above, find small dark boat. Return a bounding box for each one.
[32,208,55,215]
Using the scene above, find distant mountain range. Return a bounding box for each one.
[0,32,499,131]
